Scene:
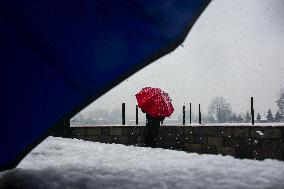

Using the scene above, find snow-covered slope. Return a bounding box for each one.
[1,137,284,189]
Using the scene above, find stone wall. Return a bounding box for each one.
[69,126,284,160]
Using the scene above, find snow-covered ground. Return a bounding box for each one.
[1,137,284,189]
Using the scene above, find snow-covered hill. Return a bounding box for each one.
[1,137,284,189]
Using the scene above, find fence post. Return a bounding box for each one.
[183,105,185,125]
[251,97,254,125]
[199,104,201,124]
[136,105,138,125]
[122,103,125,125]
[190,102,192,124]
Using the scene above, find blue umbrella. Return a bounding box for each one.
[0,0,210,170]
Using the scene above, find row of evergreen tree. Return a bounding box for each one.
[257,109,283,122]
[226,109,282,123]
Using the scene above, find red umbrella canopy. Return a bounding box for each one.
[135,87,174,118]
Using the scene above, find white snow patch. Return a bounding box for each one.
[0,137,284,189]
[256,130,264,136]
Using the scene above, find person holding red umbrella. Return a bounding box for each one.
[135,87,174,148]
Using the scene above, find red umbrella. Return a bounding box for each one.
[135,87,174,118]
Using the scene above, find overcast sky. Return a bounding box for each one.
[80,0,284,120]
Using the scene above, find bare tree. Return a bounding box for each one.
[276,88,284,121]
[208,96,232,123]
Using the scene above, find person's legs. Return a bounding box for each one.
[145,127,155,147]
[152,121,160,147]
[145,119,160,148]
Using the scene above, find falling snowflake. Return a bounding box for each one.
[256,131,264,136]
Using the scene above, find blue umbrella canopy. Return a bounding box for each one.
[0,0,210,170]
